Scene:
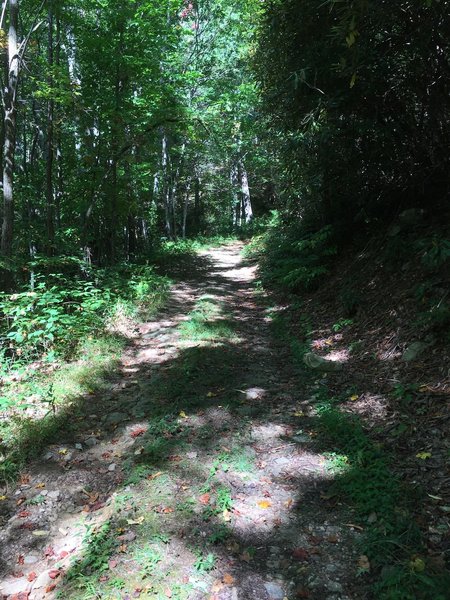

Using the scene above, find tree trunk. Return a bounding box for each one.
[239,160,253,224]
[46,2,55,254]
[1,0,19,273]
[182,183,190,238]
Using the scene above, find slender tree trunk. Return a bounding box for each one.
[1,0,19,273]
[161,133,172,239]
[55,14,63,229]
[182,183,190,238]
[239,160,253,224]
[45,2,55,254]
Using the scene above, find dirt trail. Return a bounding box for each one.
[0,244,365,600]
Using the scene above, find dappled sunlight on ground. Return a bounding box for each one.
[0,244,361,600]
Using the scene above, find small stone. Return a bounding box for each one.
[402,341,428,362]
[23,554,39,565]
[104,411,128,426]
[186,451,198,459]
[75,443,83,450]
[327,581,343,593]
[85,437,99,447]
[48,490,60,500]
[264,582,284,600]
[41,489,48,496]
[108,463,116,471]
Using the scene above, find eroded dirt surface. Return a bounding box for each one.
[0,244,367,600]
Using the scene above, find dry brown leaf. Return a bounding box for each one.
[257,500,272,509]
[223,573,234,585]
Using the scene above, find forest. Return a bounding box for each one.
[0,1,449,599]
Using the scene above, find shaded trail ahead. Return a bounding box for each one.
[0,244,365,600]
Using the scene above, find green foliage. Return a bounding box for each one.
[0,263,169,365]
[193,551,216,572]
[258,222,336,292]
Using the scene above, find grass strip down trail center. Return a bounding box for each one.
[0,243,366,600]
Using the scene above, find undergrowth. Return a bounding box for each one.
[270,307,449,600]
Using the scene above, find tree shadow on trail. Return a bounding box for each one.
[0,246,359,599]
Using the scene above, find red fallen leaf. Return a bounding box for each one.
[101,452,112,459]
[10,592,30,600]
[20,521,35,530]
[131,426,147,438]
[45,584,57,593]
[27,572,37,582]
[48,569,61,579]
[16,497,26,506]
[292,547,309,561]
[168,455,182,462]
[99,575,109,582]
[163,507,174,514]
[89,501,105,512]
[59,550,69,560]
[17,555,25,565]
[108,559,118,569]
[44,545,55,557]
[18,510,31,518]
[12,571,24,578]
[198,493,210,505]
[308,535,322,545]
[327,534,339,543]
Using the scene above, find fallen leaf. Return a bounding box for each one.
[20,474,30,485]
[45,585,57,594]
[163,506,174,514]
[0,495,7,501]
[211,580,224,593]
[284,499,293,508]
[32,530,50,537]
[35,482,46,489]
[223,573,234,585]
[127,516,145,525]
[16,497,26,506]
[58,448,68,455]
[59,551,69,560]
[109,559,118,569]
[293,411,304,417]
[131,426,147,438]
[410,557,426,572]
[44,546,55,557]
[10,592,30,600]
[292,548,309,561]
[199,493,211,505]
[241,551,252,562]
[99,575,109,582]
[17,555,25,565]
[257,500,272,509]
[357,555,370,572]
[48,569,61,579]
[147,471,163,480]
[18,510,31,518]
[416,452,432,460]
[179,411,187,418]
[222,509,231,522]
[349,394,359,401]
[207,391,217,398]
[327,534,339,543]
[27,572,37,582]
[118,544,128,553]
